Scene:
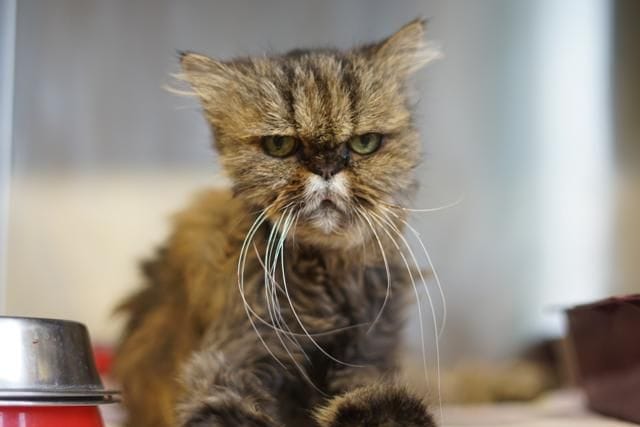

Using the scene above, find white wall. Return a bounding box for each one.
[532,0,613,335]
[0,0,17,313]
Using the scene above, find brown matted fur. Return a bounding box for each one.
[114,19,440,427]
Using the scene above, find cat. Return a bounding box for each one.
[114,19,441,427]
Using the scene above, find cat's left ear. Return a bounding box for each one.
[177,51,237,104]
[371,18,441,76]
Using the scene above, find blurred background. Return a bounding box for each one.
[0,0,638,371]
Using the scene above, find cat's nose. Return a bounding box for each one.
[298,145,351,181]
[309,154,351,180]
[305,147,350,180]
[310,162,344,180]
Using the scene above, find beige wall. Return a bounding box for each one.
[6,172,227,342]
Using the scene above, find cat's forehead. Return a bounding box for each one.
[241,50,407,142]
[183,20,431,142]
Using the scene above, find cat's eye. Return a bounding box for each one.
[261,135,299,158]
[347,133,383,155]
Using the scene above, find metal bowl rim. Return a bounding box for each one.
[0,401,119,407]
[0,390,120,397]
[0,315,86,328]
[0,396,120,406]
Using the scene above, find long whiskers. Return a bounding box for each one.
[279,210,367,369]
[270,210,310,361]
[362,210,430,390]
[250,215,370,338]
[237,199,446,404]
[354,207,391,335]
[380,206,447,339]
[265,209,322,390]
[263,211,300,363]
[239,206,368,394]
[251,241,372,336]
[369,208,443,420]
[383,193,464,213]
[237,206,288,369]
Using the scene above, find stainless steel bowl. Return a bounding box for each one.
[0,316,119,405]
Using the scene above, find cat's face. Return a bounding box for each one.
[181,19,437,248]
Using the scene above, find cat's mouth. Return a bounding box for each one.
[297,194,348,235]
[309,195,347,216]
[301,174,349,216]
[319,198,339,211]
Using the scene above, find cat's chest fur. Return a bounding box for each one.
[246,234,401,338]
[234,235,408,416]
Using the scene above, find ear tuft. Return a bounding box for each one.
[374,18,441,76]
[179,51,223,74]
[176,49,192,64]
[172,51,237,106]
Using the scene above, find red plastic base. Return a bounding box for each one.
[0,406,104,427]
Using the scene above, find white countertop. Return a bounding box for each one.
[104,390,636,427]
[440,390,635,426]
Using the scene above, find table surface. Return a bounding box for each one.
[440,390,636,426]
[104,390,636,427]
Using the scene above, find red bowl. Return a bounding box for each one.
[0,406,104,427]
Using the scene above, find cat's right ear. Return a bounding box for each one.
[177,51,234,103]
[370,18,441,77]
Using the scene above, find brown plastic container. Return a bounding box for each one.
[566,295,640,424]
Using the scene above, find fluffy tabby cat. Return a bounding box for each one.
[115,19,441,427]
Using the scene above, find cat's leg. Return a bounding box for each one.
[314,383,436,427]
[311,334,436,427]
[176,348,288,427]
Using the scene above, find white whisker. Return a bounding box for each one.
[384,194,464,213]
[280,211,366,369]
[263,212,292,354]
[365,211,430,391]
[270,210,310,361]
[276,210,325,392]
[354,208,391,335]
[237,207,287,369]
[381,206,447,338]
[251,242,370,336]
[274,208,328,395]
[373,209,443,421]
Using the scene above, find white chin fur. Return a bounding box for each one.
[310,209,340,234]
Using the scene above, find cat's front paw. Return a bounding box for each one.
[314,384,436,427]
